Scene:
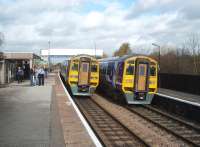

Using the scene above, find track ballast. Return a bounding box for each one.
[74,97,149,147]
[127,105,200,146]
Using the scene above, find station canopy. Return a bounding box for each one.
[41,48,103,57]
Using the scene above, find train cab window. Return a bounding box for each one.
[126,64,134,75]
[71,63,78,71]
[82,63,88,72]
[139,66,145,75]
[150,66,156,76]
[91,65,97,72]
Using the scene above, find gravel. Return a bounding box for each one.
[91,94,191,147]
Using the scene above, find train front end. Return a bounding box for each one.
[122,56,158,104]
[68,55,99,96]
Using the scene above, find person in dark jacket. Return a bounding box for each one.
[16,67,24,83]
[24,61,30,79]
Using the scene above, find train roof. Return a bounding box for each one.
[99,54,157,63]
[71,54,98,61]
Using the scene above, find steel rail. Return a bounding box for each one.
[126,105,200,147]
[74,97,150,147]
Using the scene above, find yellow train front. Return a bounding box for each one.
[62,54,99,96]
[99,55,158,104]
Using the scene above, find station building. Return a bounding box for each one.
[0,52,41,85]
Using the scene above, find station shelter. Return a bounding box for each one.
[0,52,41,85]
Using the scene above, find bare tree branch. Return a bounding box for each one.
[184,33,200,74]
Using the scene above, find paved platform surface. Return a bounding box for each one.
[158,88,200,106]
[0,74,62,147]
[0,73,95,147]
[55,76,95,147]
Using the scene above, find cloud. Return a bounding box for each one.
[0,0,200,56]
[83,11,104,28]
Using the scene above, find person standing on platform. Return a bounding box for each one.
[35,66,39,85]
[30,66,36,86]
[17,67,24,83]
[24,61,30,79]
[44,66,48,78]
[21,67,24,82]
[37,66,45,86]
[16,67,21,83]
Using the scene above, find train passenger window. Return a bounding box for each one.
[150,66,156,76]
[104,66,106,74]
[91,65,97,72]
[100,64,104,74]
[71,63,78,71]
[126,64,134,75]
[107,64,111,75]
[104,63,108,74]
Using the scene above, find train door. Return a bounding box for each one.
[137,63,148,91]
[135,61,149,92]
[78,62,90,85]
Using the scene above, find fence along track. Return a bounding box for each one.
[127,105,200,147]
[74,97,149,147]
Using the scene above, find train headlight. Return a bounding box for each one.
[70,75,78,79]
[90,77,98,80]
[125,79,133,83]
[149,81,155,85]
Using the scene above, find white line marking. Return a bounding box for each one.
[156,93,200,107]
[58,74,103,147]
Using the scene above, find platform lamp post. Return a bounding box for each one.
[152,43,161,66]
[48,41,50,71]
[152,43,161,88]
[94,40,97,58]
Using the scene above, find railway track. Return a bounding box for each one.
[74,97,149,147]
[127,105,200,147]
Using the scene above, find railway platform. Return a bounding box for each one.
[0,72,98,147]
[153,88,200,123]
[158,88,200,107]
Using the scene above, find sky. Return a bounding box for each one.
[0,0,200,56]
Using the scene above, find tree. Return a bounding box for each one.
[183,33,200,74]
[113,42,132,57]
